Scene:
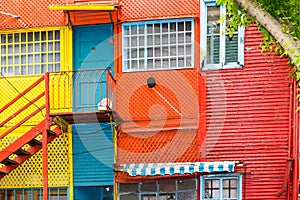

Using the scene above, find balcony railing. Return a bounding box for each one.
[50,68,115,113]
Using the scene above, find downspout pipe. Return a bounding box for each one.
[293,79,299,200]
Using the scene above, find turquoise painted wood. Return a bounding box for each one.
[72,123,114,187]
[73,24,114,111]
[72,24,115,192]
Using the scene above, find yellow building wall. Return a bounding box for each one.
[0,26,73,188]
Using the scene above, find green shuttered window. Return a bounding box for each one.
[201,0,244,70]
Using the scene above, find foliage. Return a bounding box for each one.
[217,0,300,73]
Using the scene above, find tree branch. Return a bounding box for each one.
[234,0,300,67]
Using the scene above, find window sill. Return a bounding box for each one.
[201,64,243,71]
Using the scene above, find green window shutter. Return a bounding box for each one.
[225,34,239,63]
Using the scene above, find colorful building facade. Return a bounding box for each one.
[0,0,299,200]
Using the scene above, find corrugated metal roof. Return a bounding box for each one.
[0,0,65,29]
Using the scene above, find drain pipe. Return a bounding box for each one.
[293,79,299,200]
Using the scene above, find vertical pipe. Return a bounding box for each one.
[293,79,299,200]
[106,70,109,109]
[43,72,50,200]
[287,82,293,200]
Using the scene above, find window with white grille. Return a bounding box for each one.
[122,19,194,72]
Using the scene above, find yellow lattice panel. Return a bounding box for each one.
[0,131,71,188]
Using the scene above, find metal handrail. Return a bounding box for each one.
[49,68,115,112]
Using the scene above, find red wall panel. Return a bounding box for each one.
[204,24,291,200]
[0,0,66,30]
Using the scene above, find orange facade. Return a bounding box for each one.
[0,0,66,30]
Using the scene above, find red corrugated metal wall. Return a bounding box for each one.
[120,0,199,22]
[204,24,291,200]
[0,0,66,30]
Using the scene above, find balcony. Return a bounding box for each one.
[49,68,115,124]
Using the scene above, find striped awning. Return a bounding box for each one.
[116,161,235,177]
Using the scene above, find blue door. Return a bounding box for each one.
[72,24,115,200]
[73,24,114,111]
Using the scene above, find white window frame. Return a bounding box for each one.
[200,0,244,70]
[122,18,194,72]
[200,174,242,200]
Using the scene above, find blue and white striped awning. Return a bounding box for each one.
[116,161,235,177]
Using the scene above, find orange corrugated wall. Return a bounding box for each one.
[0,0,66,30]
[115,69,202,165]
[204,24,291,200]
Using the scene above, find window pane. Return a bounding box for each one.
[159,180,176,192]
[178,179,196,190]
[205,179,220,198]
[206,35,220,64]
[158,193,175,200]
[1,46,5,54]
[140,182,157,192]
[178,191,197,199]
[142,194,157,200]
[225,34,238,63]
[206,6,221,65]
[119,183,138,193]
[120,194,138,200]
[35,32,40,41]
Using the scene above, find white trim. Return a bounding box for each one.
[122,18,195,72]
[200,0,245,70]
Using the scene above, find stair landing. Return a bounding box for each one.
[50,110,114,124]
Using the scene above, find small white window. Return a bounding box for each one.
[122,19,194,72]
[200,0,244,70]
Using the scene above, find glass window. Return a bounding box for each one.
[0,29,61,76]
[201,174,242,200]
[201,0,244,70]
[119,179,197,200]
[122,19,194,72]
[0,188,67,200]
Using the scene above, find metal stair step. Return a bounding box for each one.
[27,139,42,146]
[0,171,7,176]
[47,129,56,136]
[14,148,31,156]
[1,158,18,166]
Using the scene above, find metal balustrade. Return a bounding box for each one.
[50,68,115,112]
